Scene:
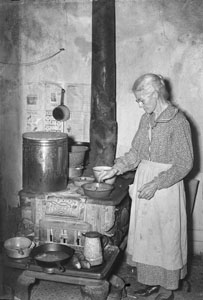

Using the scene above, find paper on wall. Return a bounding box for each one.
[64,83,91,142]
[26,110,44,132]
[44,110,64,132]
[24,82,91,141]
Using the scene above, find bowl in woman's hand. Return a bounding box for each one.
[82,182,114,199]
[92,166,116,185]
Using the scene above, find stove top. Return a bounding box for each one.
[4,245,120,280]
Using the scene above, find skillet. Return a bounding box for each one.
[30,243,74,272]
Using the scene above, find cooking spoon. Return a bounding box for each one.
[94,183,100,191]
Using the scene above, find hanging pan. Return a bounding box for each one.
[30,243,74,272]
[52,88,70,121]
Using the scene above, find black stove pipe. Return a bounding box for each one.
[88,0,117,169]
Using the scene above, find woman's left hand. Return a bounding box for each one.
[138,181,158,200]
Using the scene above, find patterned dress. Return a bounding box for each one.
[113,103,193,289]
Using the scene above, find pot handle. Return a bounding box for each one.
[60,89,65,105]
[17,248,24,255]
[56,261,66,273]
[101,235,109,248]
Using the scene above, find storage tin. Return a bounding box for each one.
[23,131,68,193]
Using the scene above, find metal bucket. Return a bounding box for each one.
[23,131,68,193]
[69,145,88,167]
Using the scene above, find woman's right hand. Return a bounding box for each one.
[97,168,118,183]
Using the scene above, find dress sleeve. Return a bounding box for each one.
[153,117,193,189]
[112,116,145,174]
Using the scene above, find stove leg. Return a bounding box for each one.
[0,257,13,299]
[13,271,36,300]
[0,285,13,300]
[80,281,109,300]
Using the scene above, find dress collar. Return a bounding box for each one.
[148,103,179,128]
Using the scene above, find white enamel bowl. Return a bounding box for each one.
[93,166,116,185]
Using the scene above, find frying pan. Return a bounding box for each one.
[30,243,74,272]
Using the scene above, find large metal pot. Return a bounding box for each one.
[23,131,68,193]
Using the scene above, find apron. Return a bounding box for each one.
[126,159,187,271]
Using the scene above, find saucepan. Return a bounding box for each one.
[52,88,70,121]
[4,237,34,259]
[30,243,74,272]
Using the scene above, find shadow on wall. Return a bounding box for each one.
[164,78,201,179]
[185,116,201,179]
[164,79,201,259]
[0,4,22,212]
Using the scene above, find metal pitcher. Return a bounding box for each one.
[82,231,108,266]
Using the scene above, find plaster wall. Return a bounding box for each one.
[115,0,203,255]
[0,0,203,253]
[0,0,92,212]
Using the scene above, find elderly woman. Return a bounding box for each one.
[98,74,193,300]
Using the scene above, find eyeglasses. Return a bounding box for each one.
[135,98,144,104]
[135,90,155,104]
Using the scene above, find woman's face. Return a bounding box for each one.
[134,89,157,114]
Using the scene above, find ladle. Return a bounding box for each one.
[52,88,70,121]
